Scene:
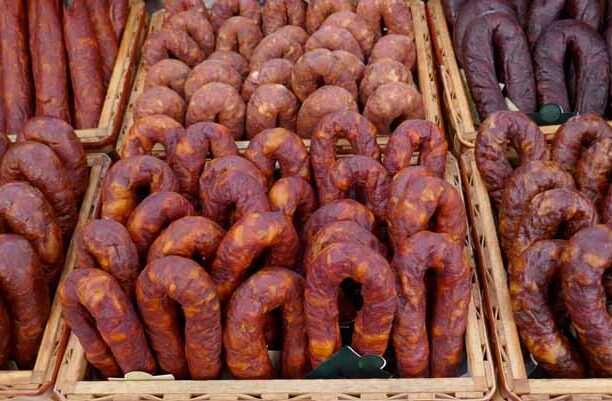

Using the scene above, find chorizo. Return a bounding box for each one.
[143,30,200,68]
[463,12,536,119]
[250,35,304,71]
[306,0,354,34]
[305,242,397,367]
[561,224,612,376]
[510,239,586,378]
[109,0,129,38]
[297,86,358,139]
[302,199,376,244]
[321,11,374,56]
[305,26,364,61]
[262,0,306,35]
[387,166,437,208]
[163,0,206,17]
[392,231,470,377]
[211,211,299,302]
[145,59,191,98]
[474,111,549,205]
[384,120,448,177]
[269,177,317,229]
[364,82,425,136]
[0,142,78,237]
[216,16,263,61]
[243,58,293,102]
[369,34,416,71]
[534,20,609,115]
[85,0,119,85]
[19,117,89,200]
[101,156,179,225]
[499,161,575,254]
[603,187,612,224]
[211,0,261,31]
[360,58,414,106]
[186,82,246,139]
[356,0,413,41]
[166,9,215,60]
[274,25,310,45]
[225,267,308,379]
[120,114,184,159]
[575,137,612,210]
[207,50,249,79]
[0,234,50,369]
[184,60,241,103]
[244,128,310,187]
[246,84,299,138]
[75,219,140,297]
[551,114,612,174]
[60,268,156,377]
[133,86,186,124]
[0,300,9,367]
[136,256,222,379]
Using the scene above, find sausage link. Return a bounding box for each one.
[216,16,263,61]
[603,187,612,224]
[356,0,413,41]
[250,33,304,71]
[166,9,215,60]
[163,0,206,18]
[109,0,129,38]
[246,85,299,138]
[208,50,249,79]
[575,138,612,210]
[133,86,186,124]
[305,26,364,61]
[211,0,261,31]
[360,58,413,106]
[322,11,374,56]
[387,166,436,208]
[297,86,358,139]
[269,177,317,230]
[306,0,353,33]
[364,82,425,136]
[263,0,306,35]
[86,0,119,85]
[303,199,376,244]
[184,60,241,103]
[369,34,416,71]
[243,58,293,102]
[145,59,192,98]
[120,114,184,159]
[143,30,201,68]
[186,82,246,139]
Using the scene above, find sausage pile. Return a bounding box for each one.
[135,0,425,142]
[444,0,612,120]
[475,111,612,378]
[0,116,88,369]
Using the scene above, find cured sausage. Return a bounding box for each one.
[474,111,549,205]
[211,0,261,31]
[244,128,310,187]
[575,137,612,210]
[163,0,206,17]
[166,9,215,60]
[101,156,179,225]
[109,0,129,38]
[561,225,612,376]
[250,35,304,71]
[305,26,364,61]
[262,0,306,35]
[136,256,222,379]
[60,268,156,377]
[74,219,140,297]
[384,120,447,177]
[211,211,299,302]
[184,60,241,103]
[243,58,293,102]
[86,0,119,85]
[246,84,299,138]
[302,199,376,244]
[534,20,609,115]
[120,114,184,159]
[133,86,186,125]
[603,187,612,224]
[364,82,425,136]
[274,25,310,45]
[442,0,467,29]
[392,231,470,377]
[387,165,436,206]
[369,34,416,71]
[322,11,374,56]
[186,82,246,139]
[463,12,536,119]
[360,59,413,106]
[306,0,353,33]
[216,16,263,61]
[28,0,71,122]
[207,50,249,79]
[269,177,317,229]
[145,59,191,98]
[356,0,413,41]
[0,234,50,369]
[305,242,397,367]
[64,0,106,129]
[510,240,586,378]
[297,86,358,138]
[225,267,308,379]
[0,299,9,367]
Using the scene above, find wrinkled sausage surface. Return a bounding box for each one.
[211,0,261,31]
[184,60,241,103]
[263,0,306,35]
[120,114,184,159]
[86,0,119,85]
[145,59,191,98]
[360,58,413,106]
[246,84,299,138]
[207,50,249,79]
[306,0,353,33]
[133,86,186,124]
[356,0,413,41]
[250,34,304,71]
[303,199,376,243]
[575,138,612,210]
[369,34,416,71]
[305,26,364,61]
[186,82,246,139]
[243,58,293,102]
[297,86,358,138]
[216,16,263,61]
[364,82,425,136]
[322,11,374,56]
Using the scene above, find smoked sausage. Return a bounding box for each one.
[208,50,249,79]
[243,58,293,102]
[120,114,184,159]
[305,26,364,61]
[133,87,186,124]
[297,86,358,139]
[306,0,353,33]
[269,177,317,229]
[360,58,413,106]
[369,34,416,71]
[575,138,612,210]
[321,11,374,56]
[109,0,129,38]
[216,16,263,61]
[86,0,119,85]
[246,84,299,138]
[364,82,425,136]
[250,35,304,71]
[356,0,413,41]
[186,82,246,139]
[262,0,306,35]
[184,60,241,103]
[145,59,192,98]
[302,199,376,244]
[211,0,261,31]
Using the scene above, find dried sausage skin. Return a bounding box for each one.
[86,0,119,85]
[575,138,612,210]
[120,114,184,159]
[305,0,353,34]
[303,199,376,244]
[321,11,374,56]
[263,0,306,35]
[297,86,358,139]
[246,84,299,138]
[356,0,413,41]
[133,86,186,124]
[184,60,241,103]
[363,82,424,136]
[186,82,246,139]
[211,0,261,31]
[145,59,192,98]
[216,16,263,61]
[243,58,293,102]
[269,176,317,229]
[305,26,364,61]
[369,34,416,71]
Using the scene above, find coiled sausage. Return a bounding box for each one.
[216,16,263,61]
[322,11,374,56]
[186,82,246,139]
[133,86,186,124]
[243,58,293,102]
[369,34,416,71]
[297,86,358,138]
[184,60,241,103]
[207,50,249,79]
[364,82,425,136]
[211,0,261,31]
[575,138,612,210]
[262,0,306,35]
[246,84,299,138]
[269,177,317,229]
[120,114,184,159]
[250,35,304,71]
[305,26,364,61]
[145,59,191,98]
[303,199,376,244]
[356,0,413,41]
[360,58,414,106]
[306,0,353,33]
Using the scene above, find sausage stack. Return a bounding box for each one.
[475,111,612,378]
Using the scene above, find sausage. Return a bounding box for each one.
[311,110,380,203]
[207,50,249,79]
[474,111,549,205]
[357,0,413,41]
[250,35,304,71]
[244,128,310,187]
[364,82,425,136]
[360,58,413,106]
[575,137,612,210]
[269,177,317,229]
[163,0,206,18]
[387,166,437,207]
[225,267,308,379]
[274,24,310,45]
[184,60,241,103]
[499,161,575,254]
[534,20,609,115]
[526,0,601,47]
[306,0,353,33]
[262,0,306,35]
[109,0,129,38]
[369,34,417,71]
[603,186,612,223]
[442,0,467,28]
[305,26,364,61]
[551,115,612,174]
[63,0,106,129]
[85,0,119,85]
[211,0,261,31]
[216,16,263,61]
[463,12,536,119]
[387,175,467,250]
[0,182,63,283]
[101,156,180,225]
[510,240,586,378]
[0,142,78,237]
[384,120,448,177]
[321,11,374,56]
[0,0,33,134]
[147,216,225,264]
[561,225,612,376]
[186,82,246,139]
[136,256,222,379]
[120,114,184,159]
[327,155,390,220]
[305,242,396,367]
[291,49,365,102]
[133,87,186,124]
[28,0,71,123]
[302,199,376,244]
[19,117,89,200]
[145,59,191,98]
[166,9,215,61]
[0,134,8,162]
[392,231,470,377]
[297,86,358,139]
[0,299,9,367]
[246,84,299,138]
[606,27,612,114]
[243,58,293,102]
[211,211,299,302]
[143,31,199,68]
[60,268,156,377]
[74,219,140,297]
[0,234,50,369]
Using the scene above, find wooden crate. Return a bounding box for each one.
[462,149,612,401]
[0,154,111,398]
[426,0,612,151]
[114,0,444,157]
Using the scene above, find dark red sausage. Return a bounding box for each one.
[86,0,119,86]
[109,0,129,38]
